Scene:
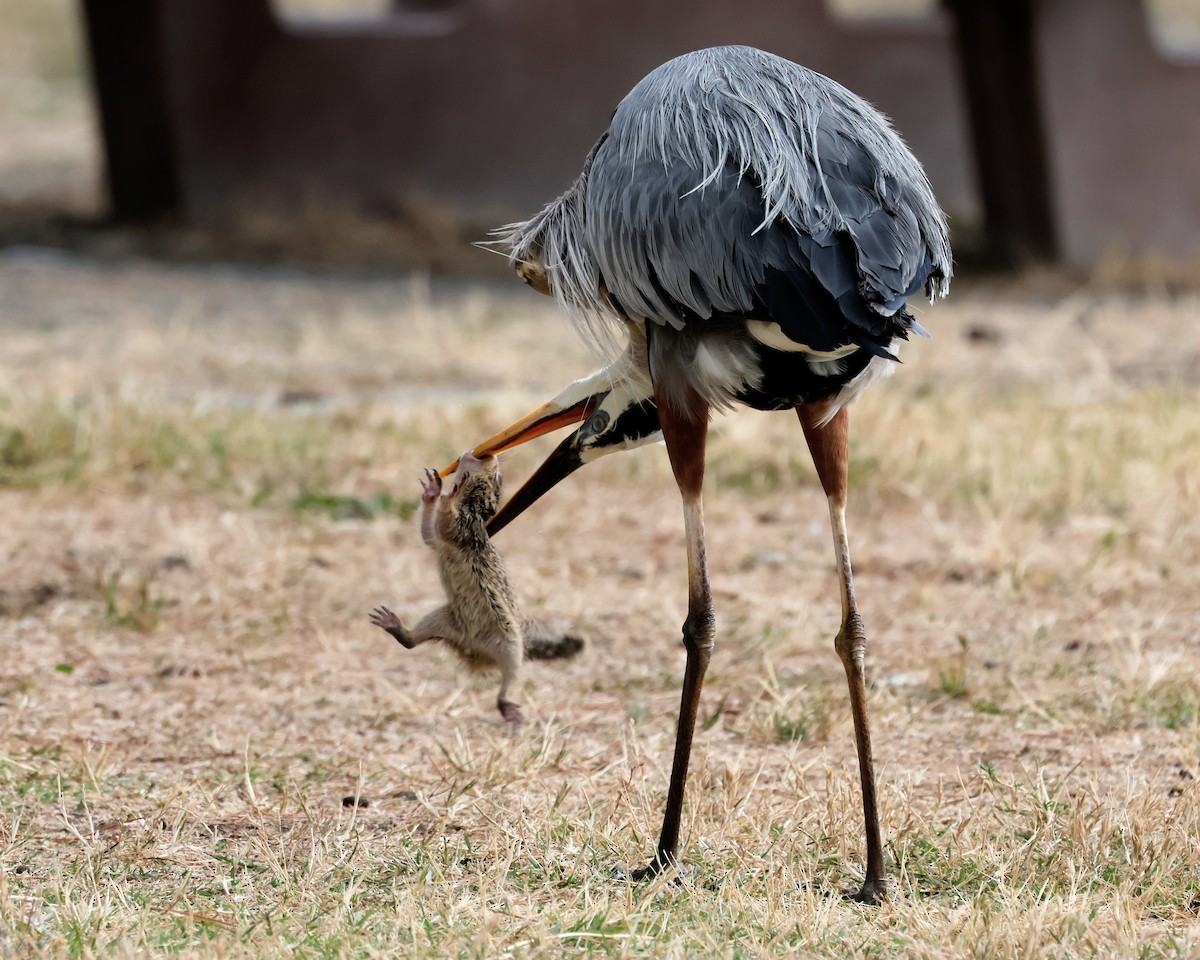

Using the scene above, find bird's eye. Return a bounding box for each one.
[583,409,611,438]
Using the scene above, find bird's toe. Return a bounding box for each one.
[846,877,889,906]
[613,858,698,885]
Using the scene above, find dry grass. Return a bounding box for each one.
[4,3,1200,955]
[1,251,1200,957]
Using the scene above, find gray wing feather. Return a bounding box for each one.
[584,46,951,346]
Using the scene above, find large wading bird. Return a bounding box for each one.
[444,45,951,903]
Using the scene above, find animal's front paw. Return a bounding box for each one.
[421,469,442,502]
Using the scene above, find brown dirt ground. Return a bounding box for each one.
[2,250,1200,796]
[1,251,1200,951]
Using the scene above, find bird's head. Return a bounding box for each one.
[514,254,553,297]
[491,168,601,315]
[486,381,661,534]
[441,372,660,534]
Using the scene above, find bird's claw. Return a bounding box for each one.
[612,857,698,884]
[845,878,889,906]
[623,864,660,883]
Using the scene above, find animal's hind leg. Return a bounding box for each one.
[798,403,887,905]
[494,630,525,730]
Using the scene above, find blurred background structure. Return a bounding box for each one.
[2,0,1200,271]
[4,7,1200,952]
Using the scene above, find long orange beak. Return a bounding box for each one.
[440,394,600,477]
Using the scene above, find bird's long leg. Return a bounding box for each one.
[797,403,886,905]
[632,392,714,880]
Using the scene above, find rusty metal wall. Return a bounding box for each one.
[1035,0,1200,264]
[82,0,1200,265]
[146,0,977,232]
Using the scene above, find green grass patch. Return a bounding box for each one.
[292,490,419,522]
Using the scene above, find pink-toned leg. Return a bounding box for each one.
[798,403,886,904]
[631,391,713,879]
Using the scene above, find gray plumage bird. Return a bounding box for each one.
[446,45,951,904]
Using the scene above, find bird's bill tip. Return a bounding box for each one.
[437,450,492,479]
[486,433,587,536]
[440,395,600,476]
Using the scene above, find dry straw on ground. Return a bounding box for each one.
[1,250,1199,957]
[4,1,1200,955]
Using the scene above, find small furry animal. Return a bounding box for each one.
[370,452,583,728]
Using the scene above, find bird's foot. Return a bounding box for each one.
[613,855,697,884]
[625,863,662,883]
[846,877,888,906]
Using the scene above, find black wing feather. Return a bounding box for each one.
[587,147,920,356]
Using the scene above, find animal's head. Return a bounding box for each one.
[446,452,502,526]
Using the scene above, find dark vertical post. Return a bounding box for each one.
[945,0,1057,264]
[79,0,180,220]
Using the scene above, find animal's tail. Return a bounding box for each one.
[522,619,585,661]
